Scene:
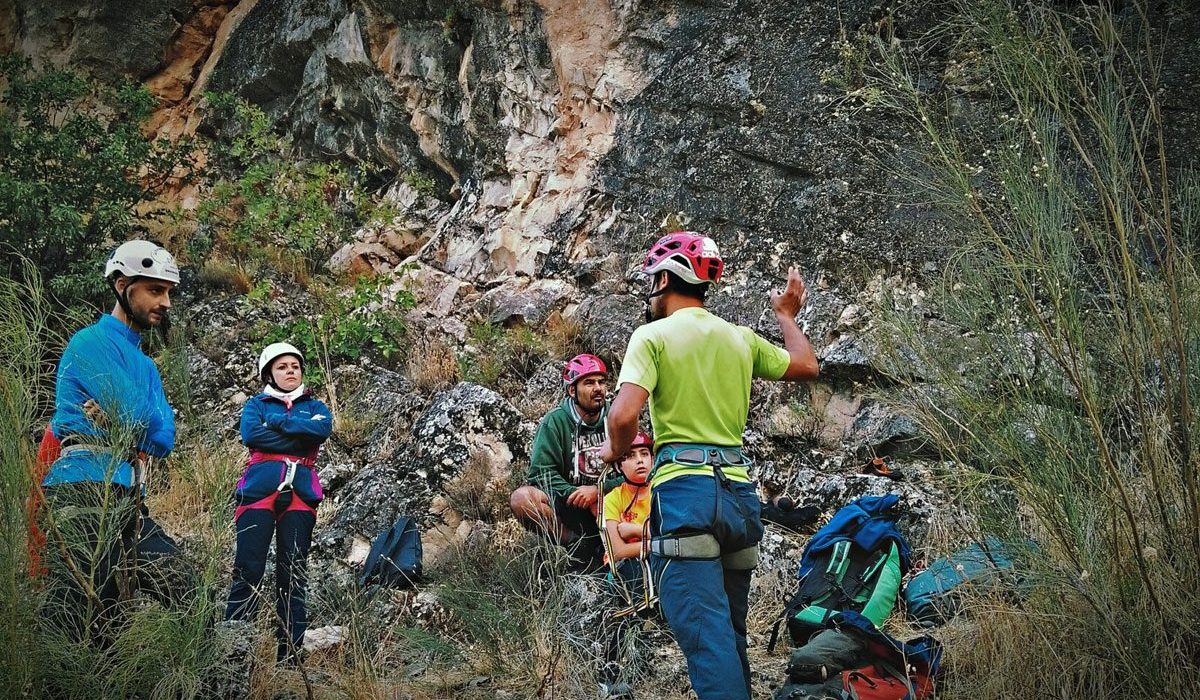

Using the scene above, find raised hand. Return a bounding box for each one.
[770,265,808,319]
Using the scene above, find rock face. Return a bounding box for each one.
[192,0,959,291]
[312,381,532,581]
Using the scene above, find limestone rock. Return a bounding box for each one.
[574,293,642,363]
[478,277,572,327]
[842,400,928,460]
[313,382,532,576]
[389,261,473,319]
[303,625,346,652]
[16,0,192,78]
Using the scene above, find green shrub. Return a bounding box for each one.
[258,276,414,385]
[402,170,438,199]
[198,93,369,279]
[872,2,1200,696]
[458,321,546,390]
[0,56,195,311]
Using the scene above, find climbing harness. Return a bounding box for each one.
[648,443,760,572]
[595,459,658,619]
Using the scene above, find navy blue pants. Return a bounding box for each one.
[650,474,763,700]
[225,508,315,657]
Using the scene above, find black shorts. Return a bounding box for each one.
[552,494,600,543]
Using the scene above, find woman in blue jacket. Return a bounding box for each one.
[226,342,332,662]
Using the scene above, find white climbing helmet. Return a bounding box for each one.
[257,342,305,382]
[104,240,180,285]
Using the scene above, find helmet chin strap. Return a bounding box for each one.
[110,277,152,332]
[643,274,669,323]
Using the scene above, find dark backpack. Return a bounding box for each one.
[359,517,423,590]
[770,496,910,651]
[903,536,1032,626]
[773,612,941,700]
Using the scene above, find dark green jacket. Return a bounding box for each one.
[528,398,621,498]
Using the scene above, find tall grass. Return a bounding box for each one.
[0,267,237,698]
[0,266,58,691]
[871,1,1200,696]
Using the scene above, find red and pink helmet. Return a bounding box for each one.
[642,231,724,285]
[562,353,607,387]
[629,431,654,451]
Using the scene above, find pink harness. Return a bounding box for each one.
[235,450,320,521]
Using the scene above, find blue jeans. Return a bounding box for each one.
[650,474,763,700]
[225,508,315,657]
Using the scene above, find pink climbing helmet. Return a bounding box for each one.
[562,353,607,387]
[629,431,654,451]
[641,231,724,285]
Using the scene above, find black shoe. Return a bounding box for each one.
[761,499,820,532]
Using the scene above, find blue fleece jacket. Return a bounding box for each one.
[45,314,175,488]
[235,392,332,507]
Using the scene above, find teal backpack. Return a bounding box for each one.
[903,537,1032,626]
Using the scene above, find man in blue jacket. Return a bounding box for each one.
[41,240,190,643]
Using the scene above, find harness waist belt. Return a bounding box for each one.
[247,451,317,467]
[59,443,118,456]
[654,443,751,470]
[723,544,760,570]
[650,533,761,569]
[651,533,721,559]
[58,443,136,464]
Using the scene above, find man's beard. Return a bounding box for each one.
[579,394,604,415]
[643,298,663,324]
[135,307,170,337]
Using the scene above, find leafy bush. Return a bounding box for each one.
[872,2,1200,696]
[197,93,369,279]
[401,170,438,199]
[0,56,194,310]
[258,276,414,385]
[458,321,546,390]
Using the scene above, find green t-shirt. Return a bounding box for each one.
[616,306,791,487]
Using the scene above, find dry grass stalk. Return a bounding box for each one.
[407,335,460,394]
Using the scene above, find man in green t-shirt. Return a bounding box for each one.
[510,353,619,570]
[599,231,819,700]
